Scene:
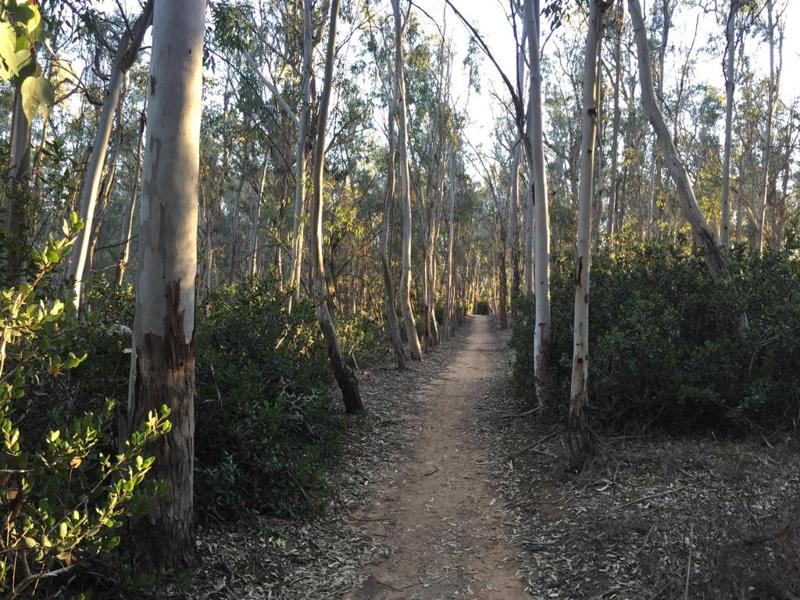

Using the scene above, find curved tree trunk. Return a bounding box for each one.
[126,0,205,568]
[311,0,363,414]
[628,0,726,278]
[392,0,423,361]
[381,107,406,370]
[66,0,153,309]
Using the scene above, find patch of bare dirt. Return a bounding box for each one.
[478,329,800,600]
[169,319,476,599]
[344,316,528,599]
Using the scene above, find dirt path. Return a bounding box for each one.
[346,316,528,599]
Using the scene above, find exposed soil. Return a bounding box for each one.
[344,316,527,599]
[172,315,800,599]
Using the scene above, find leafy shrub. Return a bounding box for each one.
[512,243,800,433]
[0,222,168,597]
[77,276,385,519]
[193,280,344,516]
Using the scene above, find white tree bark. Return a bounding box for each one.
[720,0,740,248]
[392,0,423,361]
[66,0,153,309]
[126,0,205,567]
[628,0,726,277]
[289,0,313,311]
[569,0,603,468]
[758,0,777,255]
[607,1,622,242]
[524,0,552,406]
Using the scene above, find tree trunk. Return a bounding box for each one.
[66,0,153,309]
[720,0,739,248]
[311,0,363,414]
[510,143,522,298]
[289,0,313,311]
[5,89,32,283]
[86,77,127,281]
[115,96,147,287]
[757,0,776,255]
[442,154,457,338]
[381,107,406,370]
[392,0,423,361]
[569,0,603,470]
[524,0,552,406]
[126,0,205,568]
[628,0,726,278]
[248,160,268,280]
[607,0,623,243]
[229,127,250,284]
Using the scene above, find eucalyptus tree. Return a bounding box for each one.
[65,0,152,309]
[311,0,363,414]
[757,0,782,255]
[126,0,206,567]
[391,0,423,361]
[629,0,726,277]
[569,0,604,468]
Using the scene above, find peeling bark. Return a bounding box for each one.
[126,0,205,568]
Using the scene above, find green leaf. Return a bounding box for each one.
[20,75,54,121]
[0,23,17,76]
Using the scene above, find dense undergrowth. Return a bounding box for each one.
[512,242,800,433]
[2,243,387,595]
[74,277,387,519]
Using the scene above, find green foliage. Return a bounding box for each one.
[79,277,384,518]
[512,244,800,432]
[0,219,168,597]
[0,1,54,121]
[194,280,343,516]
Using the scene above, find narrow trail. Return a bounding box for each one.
[346,316,528,599]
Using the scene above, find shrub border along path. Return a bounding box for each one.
[171,318,473,598]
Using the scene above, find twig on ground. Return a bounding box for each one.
[511,431,558,458]
[611,484,693,512]
[683,523,694,599]
[501,408,539,419]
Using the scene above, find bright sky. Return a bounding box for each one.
[416,0,800,155]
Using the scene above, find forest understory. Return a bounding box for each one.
[169,317,800,600]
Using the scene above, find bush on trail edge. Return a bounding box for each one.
[512,243,800,434]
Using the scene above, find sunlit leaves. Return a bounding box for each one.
[0,0,53,122]
[20,73,53,120]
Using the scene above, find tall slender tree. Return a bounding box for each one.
[126,0,206,568]
[310,0,364,414]
[392,0,423,361]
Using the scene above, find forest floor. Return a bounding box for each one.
[175,316,800,600]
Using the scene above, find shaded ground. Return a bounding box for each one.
[172,316,800,599]
[170,318,478,599]
[478,335,800,599]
